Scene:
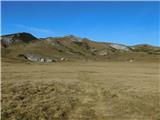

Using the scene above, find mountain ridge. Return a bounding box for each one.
[1,32,160,62]
[1,32,159,47]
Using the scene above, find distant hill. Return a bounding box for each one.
[1,32,160,62]
[1,32,38,47]
[131,44,160,53]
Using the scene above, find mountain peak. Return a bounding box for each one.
[1,32,38,47]
[2,32,33,37]
[63,35,82,42]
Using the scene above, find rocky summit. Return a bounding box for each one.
[1,32,38,47]
[1,32,160,63]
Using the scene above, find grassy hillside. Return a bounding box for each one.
[1,32,160,63]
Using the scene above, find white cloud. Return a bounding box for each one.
[13,24,54,34]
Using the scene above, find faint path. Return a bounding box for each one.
[68,71,110,120]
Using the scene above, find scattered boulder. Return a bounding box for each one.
[60,57,65,61]
[128,58,135,63]
[45,58,53,62]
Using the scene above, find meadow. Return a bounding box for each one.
[1,61,160,120]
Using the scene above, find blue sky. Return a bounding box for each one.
[1,1,159,46]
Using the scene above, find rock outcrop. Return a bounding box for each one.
[110,43,130,51]
[19,53,56,62]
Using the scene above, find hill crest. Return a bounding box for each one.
[1,32,160,62]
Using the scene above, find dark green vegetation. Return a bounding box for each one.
[1,32,160,62]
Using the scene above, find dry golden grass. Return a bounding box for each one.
[1,61,160,120]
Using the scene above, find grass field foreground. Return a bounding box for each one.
[2,61,160,120]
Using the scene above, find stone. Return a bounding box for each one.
[20,53,56,62]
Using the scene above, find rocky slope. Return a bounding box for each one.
[1,32,160,62]
[1,32,38,47]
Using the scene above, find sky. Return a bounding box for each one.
[1,1,160,46]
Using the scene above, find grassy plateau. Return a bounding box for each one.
[1,61,160,120]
